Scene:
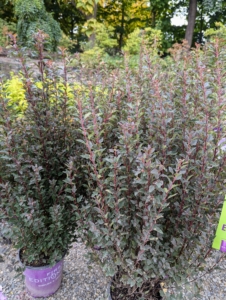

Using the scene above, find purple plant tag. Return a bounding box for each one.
[220,240,226,252]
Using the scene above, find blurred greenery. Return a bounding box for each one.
[0,0,225,55]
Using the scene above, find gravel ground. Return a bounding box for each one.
[1,233,226,300]
[0,235,109,300]
[166,251,226,300]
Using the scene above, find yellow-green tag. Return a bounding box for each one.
[212,197,226,252]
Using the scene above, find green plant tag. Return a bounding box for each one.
[212,197,226,252]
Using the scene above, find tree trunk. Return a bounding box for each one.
[185,0,198,47]
[71,0,98,46]
[86,2,98,20]
[118,1,125,51]
[151,10,156,28]
[70,14,74,40]
[198,1,204,44]
[86,2,98,46]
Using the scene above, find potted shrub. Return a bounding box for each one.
[0,32,85,298]
[73,39,226,299]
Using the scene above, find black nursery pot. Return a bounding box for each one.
[106,275,163,300]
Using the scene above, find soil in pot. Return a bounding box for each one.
[19,247,66,267]
[20,248,51,267]
[110,272,163,300]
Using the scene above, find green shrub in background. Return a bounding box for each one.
[123,27,163,71]
[205,22,226,42]
[82,19,117,53]
[123,27,163,55]
[0,18,16,47]
[80,19,118,67]
[58,33,77,52]
[122,28,142,55]
[78,26,163,68]
[15,0,61,51]
[80,46,105,66]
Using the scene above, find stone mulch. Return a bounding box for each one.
[0,235,109,300]
[1,231,226,300]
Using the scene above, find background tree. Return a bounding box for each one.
[58,0,105,45]
[0,0,15,23]
[14,0,61,51]
[97,0,149,51]
[185,0,197,46]
[44,0,86,51]
[184,0,225,47]
[207,1,226,29]
[1,0,226,54]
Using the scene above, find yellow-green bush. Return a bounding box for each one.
[3,74,27,116]
[123,27,163,55]
[80,20,117,67]
[80,46,105,66]
[205,22,226,42]
[35,79,93,103]
[3,74,106,116]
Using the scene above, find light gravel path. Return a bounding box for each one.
[0,235,109,300]
[1,232,226,300]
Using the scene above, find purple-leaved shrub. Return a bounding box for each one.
[0,31,86,266]
[0,30,226,299]
[72,39,226,299]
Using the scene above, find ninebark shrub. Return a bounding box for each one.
[0,31,226,298]
[0,32,85,266]
[73,39,226,298]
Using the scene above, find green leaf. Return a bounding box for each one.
[153,225,163,234]
[149,185,155,193]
